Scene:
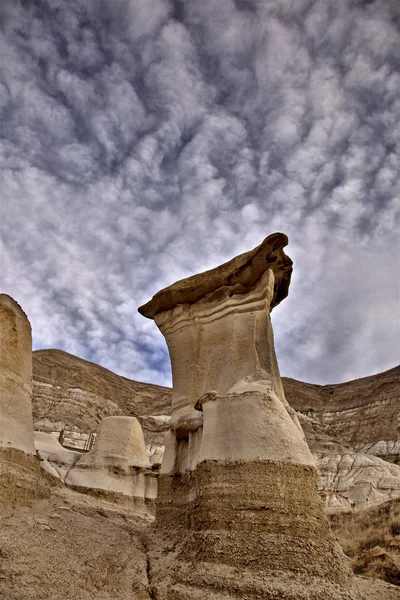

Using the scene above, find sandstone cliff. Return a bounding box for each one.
[284,365,400,458]
[32,348,171,437]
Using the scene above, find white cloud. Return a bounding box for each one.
[0,0,399,387]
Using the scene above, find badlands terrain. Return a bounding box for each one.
[32,349,400,511]
[28,348,400,592]
[1,233,399,599]
[1,345,399,597]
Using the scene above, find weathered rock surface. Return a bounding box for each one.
[0,294,35,454]
[141,232,370,599]
[66,416,157,502]
[286,366,400,510]
[34,431,81,480]
[358,440,400,465]
[138,231,293,318]
[317,452,400,510]
[31,348,400,510]
[0,295,53,507]
[32,348,171,437]
[32,352,400,455]
[0,485,153,600]
[285,365,400,457]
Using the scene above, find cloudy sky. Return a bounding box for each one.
[1,0,399,387]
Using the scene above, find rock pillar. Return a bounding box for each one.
[139,233,366,599]
[0,294,35,454]
[0,295,51,508]
[66,416,157,502]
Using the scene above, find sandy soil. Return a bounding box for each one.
[0,484,153,600]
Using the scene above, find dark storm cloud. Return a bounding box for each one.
[0,0,399,385]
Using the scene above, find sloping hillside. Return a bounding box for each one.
[32,349,172,433]
[32,349,400,460]
[284,365,400,456]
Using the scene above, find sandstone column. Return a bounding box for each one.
[66,416,157,501]
[139,233,364,599]
[0,294,35,454]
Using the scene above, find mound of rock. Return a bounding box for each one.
[317,452,400,510]
[66,416,157,503]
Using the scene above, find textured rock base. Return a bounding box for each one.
[148,557,399,600]
[0,448,53,508]
[148,461,394,599]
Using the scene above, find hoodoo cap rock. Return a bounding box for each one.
[138,232,292,319]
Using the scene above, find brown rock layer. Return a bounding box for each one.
[0,448,53,508]
[140,232,367,599]
[156,461,351,582]
[31,350,400,461]
[138,231,292,318]
[284,365,400,453]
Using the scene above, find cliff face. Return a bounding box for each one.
[284,366,400,456]
[32,349,172,434]
[32,349,400,510]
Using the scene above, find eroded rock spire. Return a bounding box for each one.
[139,233,371,599]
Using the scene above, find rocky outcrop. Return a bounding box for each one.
[286,368,400,510]
[31,348,400,511]
[138,231,293,319]
[66,416,157,503]
[0,485,153,600]
[34,418,158,504]
[0,295,51,507]
[317,452,400,510]
[32,352,400,456]
[34,431,80,480]
[140,232,370,599]
[358,440,400,465]
[32,348,172,436]
[284,366,400,457]
[0,294,35,454]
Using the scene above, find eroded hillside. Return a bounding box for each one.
[32,349,400,458]
[32,349,171,433]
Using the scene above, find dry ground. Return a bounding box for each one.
[0,484,153,600]
[330,499,400,586]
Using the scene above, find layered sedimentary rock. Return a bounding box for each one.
[66,416,157,502]
[287,368,400,510]
[0,295,51,506]
[139,233,368,599]
[285,366,400,458]
[317,452,400,511]
[32,348,172,434]
[30,346,400,510]
[0,294,35,454]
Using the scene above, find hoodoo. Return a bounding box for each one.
[0,294,35,454]
[139,233,371,599]
[0,294,50,507]
[66,416,157,502]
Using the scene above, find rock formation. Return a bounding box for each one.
[0,294,35,454]
[34,431,80,480]
[285,366,400,459]
[286,367,400,509]
[139,233,371,599]
[66,416,157,502]
[30,349,400,511]
[317,452,400,510]
[0,294,52,507]
[32,347,171,436]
